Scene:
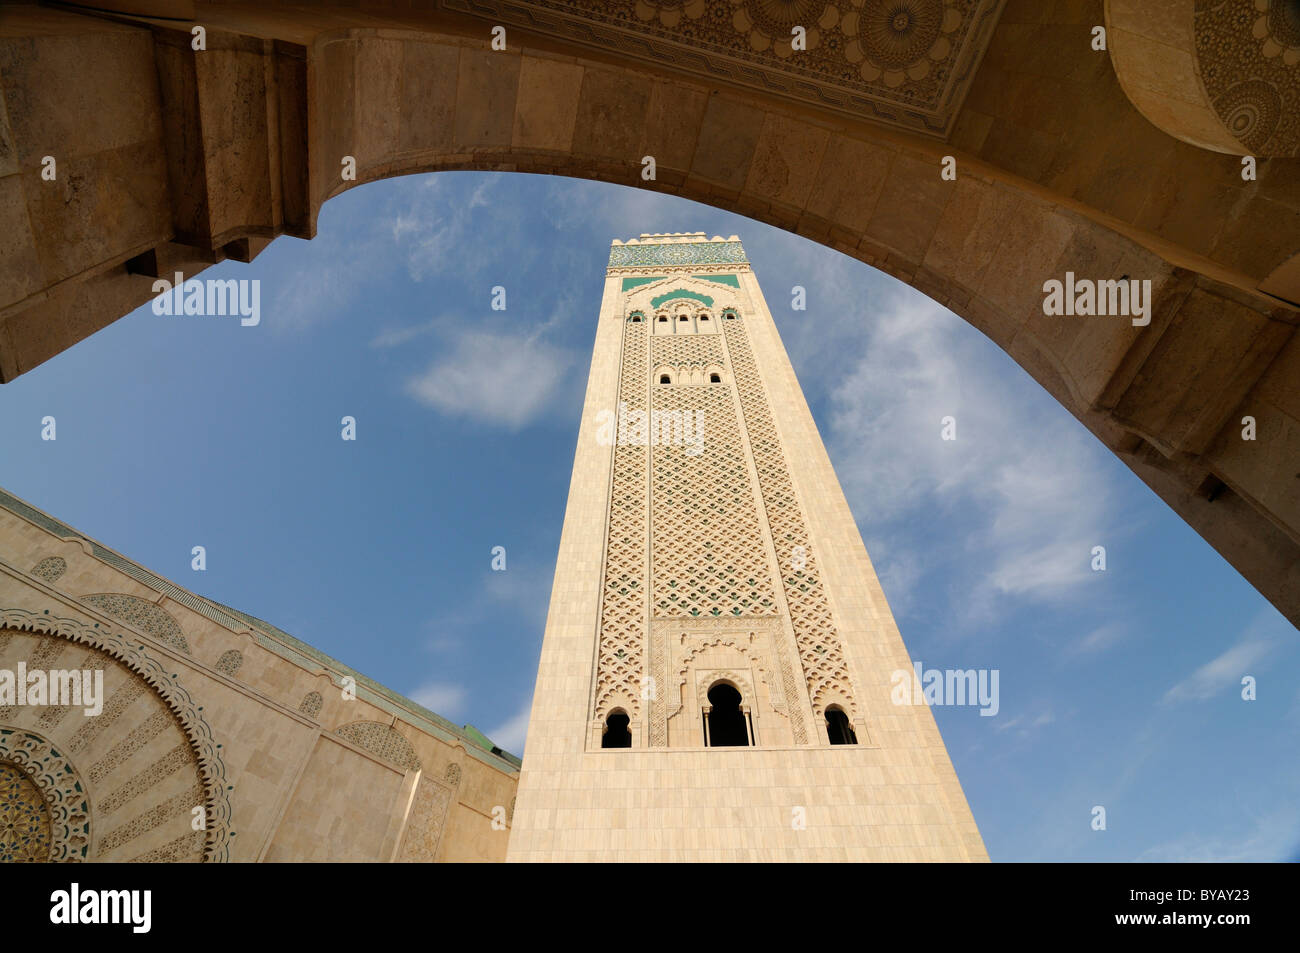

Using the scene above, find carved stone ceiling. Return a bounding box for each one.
[442,0,1008,137]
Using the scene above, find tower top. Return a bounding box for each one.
[611,232,739,245]
[607,233,748,271]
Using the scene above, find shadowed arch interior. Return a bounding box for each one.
[602,710,631,749]
[705,682,750,748]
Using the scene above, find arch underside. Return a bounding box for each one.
[0,3,1296,626]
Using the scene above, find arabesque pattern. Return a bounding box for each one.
[721,317,859,724]
[593,319,649,722]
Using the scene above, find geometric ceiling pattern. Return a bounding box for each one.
[443,0,1008,136]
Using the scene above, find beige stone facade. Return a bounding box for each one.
[508,234,987,862]
[0,489,519,862]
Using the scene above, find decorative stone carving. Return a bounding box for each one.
[396,775,453,862]
[334,721,422,772]
[695,669,756,710]
[81,593,190,655]
[0,730,90,862]
[664,626,787,721]
[0,609,234,861]
[30,556,67,584]
[298,691,323,719]
[214,650,243,676]
[722,313,859,730]
[0,761,52,862]
[593,252,859,748]
[1199,0,1299,154]
[593,315,649,723]
[443,0,1005,135]
[1109,0,1300,156]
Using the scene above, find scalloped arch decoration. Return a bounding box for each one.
[0,607,234,861]
[667,635,786,723]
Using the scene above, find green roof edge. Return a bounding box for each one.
[0,487,523,772]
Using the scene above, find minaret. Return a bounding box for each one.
[508,233,986,861]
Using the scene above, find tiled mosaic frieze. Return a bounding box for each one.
[609,241,747,269]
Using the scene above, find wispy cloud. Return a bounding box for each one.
[819,287,1120,624]
[369,318,441,349]
[479,562,556,629]
[1136,803,1300,862]
[485,695,533,754]
[405,330,575,429]
[994,707,1056,738]
[387,173,524,283]
[1070,621,1129,656]
[1162,637,1274,705]
[408,680,467,716]
[267,173,522,333]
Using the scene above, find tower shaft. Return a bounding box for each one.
[508,234,986,862]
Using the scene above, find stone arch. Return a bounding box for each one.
[334,721,422,772]
[594,687,639,725]
[304,29,1299,638]
[1,7,1297,626]
[1106,0,1300,156]
[0,608,235,861]
[668,635,787,722]
[697,670,756,710]
[80,593,190,655]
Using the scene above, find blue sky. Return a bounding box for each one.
[1,172,1296,862]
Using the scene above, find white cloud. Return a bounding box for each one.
[1071,621,1128,656]
[481,563,556,625]
[408,680,467,715]
[1162,638,1273,705]
[485,696,532,754]
[385,173,515,283]
[368,318,441,349]
[418,563,553,657]
[405,331,574,429]
[822,288,1118,622]
[1136,805,1300,862]
[993,707,1055,739]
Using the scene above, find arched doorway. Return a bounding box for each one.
[825,706,858,746]
[704,683,751,748]
[602,710,632,749]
